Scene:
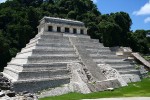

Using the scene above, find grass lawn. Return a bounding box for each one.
[39,78,150,100]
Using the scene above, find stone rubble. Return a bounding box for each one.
[0,72,38,100]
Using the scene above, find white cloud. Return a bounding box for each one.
[91,0,97,3]
[0,0,6,3]
[133,1,150,15]
[144,17,150,23]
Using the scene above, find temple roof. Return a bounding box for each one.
[41,16,85,27]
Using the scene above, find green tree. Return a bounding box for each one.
[99,21,122,46]
[128,30,149,54]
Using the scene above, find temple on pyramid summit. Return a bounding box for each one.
[2,17,141,94]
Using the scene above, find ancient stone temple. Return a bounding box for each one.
[2,17,141,94]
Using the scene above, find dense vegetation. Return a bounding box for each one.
[0,0,149,71]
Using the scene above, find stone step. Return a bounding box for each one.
[75,39,99,43]
[113,68,137,72]
[119,70,140,75]
[16,52,32,58]
[31,54,77,57]
[17,50,76,58]
[28,37,40,44]
[86,48,111,52]
[23,63,68,71]
[27,54,78,59]
[111,65,136,70]
[77,34,91,39]
[106,61,135,66]
[32,48,75,52]
[3,67,21,81]
[4,67,70,81]
[12,75,70,93]
[17,47,75,55]
[21,47,75,54]
[28,55,79,63]
[32,49,76,55]
[78,42,103,46]
[89,52,116,55]
[35,47,74,51]
[80,38,99,42]
[7,62,68,71]
[29,35,41,42]
[25,43,73,50]
[22,46,74,53]
[21,46,37,52]
[26,39,71,48]
[31,31,58,41]
[36,42,72,47]
[78,37,98,40]
[10,58,28,64]
[7,63,24,71]
[36,43,73,48]
[90,54,122,59]
[29,32,65,44]
[83,44,105,49]
[95,60,134,65]
[40,35,65,39]
[93,59,125,63]
[38,39,70,44]
[26,41,38,48]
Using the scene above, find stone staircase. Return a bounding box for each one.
[75,35,141,83]
[3,32,80,92]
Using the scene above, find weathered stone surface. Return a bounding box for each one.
[39,84,72,98]
[97,64,127,86]
[0,75,38,100]
[68,63,91,94]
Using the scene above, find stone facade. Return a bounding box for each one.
[37,17,87,35]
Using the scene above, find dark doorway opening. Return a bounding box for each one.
[65,28,70,33]
[48,26,53,31]
[73,28,77,34]
[57,27,61,32]
[80,29,84,34]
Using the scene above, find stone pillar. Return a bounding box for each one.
[44,24,48,32]
[84,28,87,35]
[77,28,80,34]
[70,27,73,34]
[53,25,57,32]
[61,26,65,33]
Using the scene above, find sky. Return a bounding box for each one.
[0,0,150,31]
[92,0,150,31]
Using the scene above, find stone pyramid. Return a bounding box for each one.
[2,17,141,93]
